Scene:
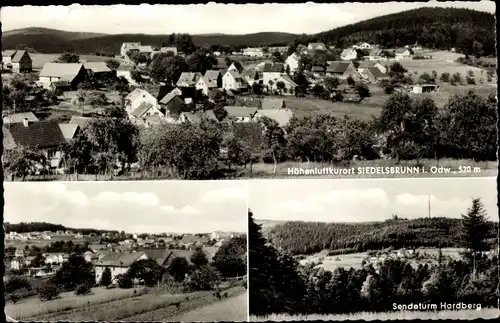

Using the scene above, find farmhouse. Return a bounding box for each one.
[285,53,300,73]
[38,63,88,90]
[223,107,258,123]
[116,64,135,85]
[179,110,218,124]
[120,42,141,58]
[1,50,32,73]
[362,67,390,83]
[413,84,439,94]
[176,72,202,91]
[3,120,68,170]
[95,251,148,284]
[307,43,327,51]
[340,48,358,61]
[159,90,186,123]
[196,75,218,95]
[83,62,113,78]
[3,112,39,125]
[125,88,159,118]
[263,63,285,87]
[357,61,387,74]
[326,61,360,79]
[255,108,294,128]
[222,70,249,92]
[366,49,383,61]
[44,253,66,264]
[395,48,411,59]
[243,47,264,57]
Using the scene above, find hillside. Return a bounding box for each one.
[266,217,499,255]
[312,7,496,56]
[2,28,296,54]
[4,222,118,235]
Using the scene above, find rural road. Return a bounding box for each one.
[168,292,247,322]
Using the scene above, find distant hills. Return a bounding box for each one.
[265,217,499,255]
[2,7,495,56]
[2,28,296,54]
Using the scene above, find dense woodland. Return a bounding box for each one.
[249,199,499,316]
[266,217,499,255]
[3,8,495,57]
[313,7,496,56]
[4,222,119,235]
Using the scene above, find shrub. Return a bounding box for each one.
[440,72,450,82]
[116,274,133,289]
[466,77,476,85]
[38,281,59,301]
[75,283,92,296]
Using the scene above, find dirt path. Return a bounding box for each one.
[167,292,247,322]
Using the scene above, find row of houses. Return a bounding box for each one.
[120,42,179,63]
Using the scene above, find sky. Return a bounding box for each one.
[4,181,248,234]
[249,178,498,223]
[1,1,496,35]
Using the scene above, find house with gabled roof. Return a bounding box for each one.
[116,64,135,85]
[180,110,218,124]
[366,48,383,61]
[395,48,412,60]
[196,76,218,96]
[125,88,160,120]
[326,61,360,80]
[83,62,114,78]
[361,66,389,83]
[68,116,92,128]
[307,42,327,51]
[263,63,285,88]
[176,72,202,88]
[159,88,187,123]
[38,63,88,90]
[94,251,148,284]
[222,70,249,92]
[285,53,300,74]
[223,107,258,124]
[2,50,32,73]
[121,42,141,59]
[58,124,81,141]
[228,61,244,74]
[340,48,358,61]
[358,61,386,75]
[3,121,68,170]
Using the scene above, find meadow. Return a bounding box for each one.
[6,285,246,321]
[29,53,125,70]
[5,238,91,249]
[250,308,500,321]
[299,248,464,272]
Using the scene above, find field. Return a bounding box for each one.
[5,238,91,249]
[29,53,125,70]
[251,308,500,321]
[241,158,497,179]
[168,291,247,322]
[6,285,246,321]
[299,248,464,271]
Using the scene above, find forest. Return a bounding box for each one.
[312,7,496,56]
[266,217,499,255]
[249,199,499,316]
[4,222,119,235]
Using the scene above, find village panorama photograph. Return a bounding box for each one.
[248,177,499,321]
[1,2,497,181]
[3,181,248,322]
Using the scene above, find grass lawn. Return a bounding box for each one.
[7,285,246,322]
[239,158,497,179]
[251,308,499,321]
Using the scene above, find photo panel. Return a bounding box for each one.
[3,181,248,322]
[248,177,498,321]
[1,2,496,182]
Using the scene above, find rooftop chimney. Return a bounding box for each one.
[23,118,29,127]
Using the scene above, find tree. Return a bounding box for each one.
[105,59,120,71]
[186,48,217,75]
[190,247,209,269]
[324,76,340,91]
[252,82,263,95]
[462,198,490,276]
[451,72,462,85]
[127,259,165,287]
[116,273,133,289]
[285,65,291,75]
[276,81,286,95]
[3,148,47,181]
[213,236,247,278]
[440,72,450,82]
[472,41,484,58]
[388,62,408,76]
[100,267,112,287]
[52,254,95,290]
[38,281,60,301]
[168,256,190,281]
[259,117,286,174]
[149,54,189,84]
[5,276,31,294]
[419,72,435,84]
[55,52,79,63]
[346,75,355,87]
[355,83,371,103]
[75,283,92,296]
[188,265,222,291]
